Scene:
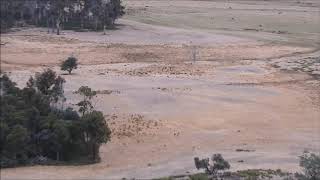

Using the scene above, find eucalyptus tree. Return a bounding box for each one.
[0,0,125,33]
[81,111,111,161]
[45,0,76,35]
[75,86,97,115]
[1,69,111,167]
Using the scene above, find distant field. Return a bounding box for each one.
[124,0,320,46]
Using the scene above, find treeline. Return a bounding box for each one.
[0,69,111,168]
[0,0,125,34]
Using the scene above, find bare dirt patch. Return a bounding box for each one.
[1,0,320,179]
[124,62,215,76]
[108,114,165,140]
[0,26,313,71]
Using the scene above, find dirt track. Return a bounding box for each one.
[1,0,320,179]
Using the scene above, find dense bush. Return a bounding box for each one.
[61,56,78,74]
[0,69,111,168]
[295,151,320,180]
[194,154,230,176]
[194,154,230,179]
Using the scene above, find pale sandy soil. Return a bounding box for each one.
[1,0,320,179]
[0,25,312,71]
[2,61,320,179]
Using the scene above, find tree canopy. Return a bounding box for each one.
[0,0,125,33]
[295,151,320,180]
[0,70,111,168]
[194,154,230,176]
[61,56,78,74]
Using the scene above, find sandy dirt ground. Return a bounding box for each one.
[1,0,320,179]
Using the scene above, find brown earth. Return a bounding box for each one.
[1,0,320,179]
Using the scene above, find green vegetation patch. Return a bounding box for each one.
[0,69,111,168]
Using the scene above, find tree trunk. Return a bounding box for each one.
[205,166,211,175]
[92,143,96,161]
[56,151,60,161]
[111,18,115,28]
[56,19,60,35]
[47,18,50,33]
[51,17,55,33]
[20,11,24,21]
[94,18,98,31]
[37,10,41,26]
[80,13,84,29]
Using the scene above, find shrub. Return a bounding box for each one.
[60,57,78,74]
[295,151,320,180]
[194,154,230,176]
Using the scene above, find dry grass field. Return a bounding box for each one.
[1,0,319,179]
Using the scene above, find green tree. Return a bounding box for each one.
[30,69,66,103]
[0,0,125,32]
[0,74,19,95]
[295,152,320,180]
[0,122,10,154]
[1,71,111,167]
[61,56,78,74]
[0,0,15,32]
[40,115,70,161]
[6,125,30,160]
[75,86,97,115]
[81,111,111,161]
[194,154,230,177]
[46,0,75,35]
